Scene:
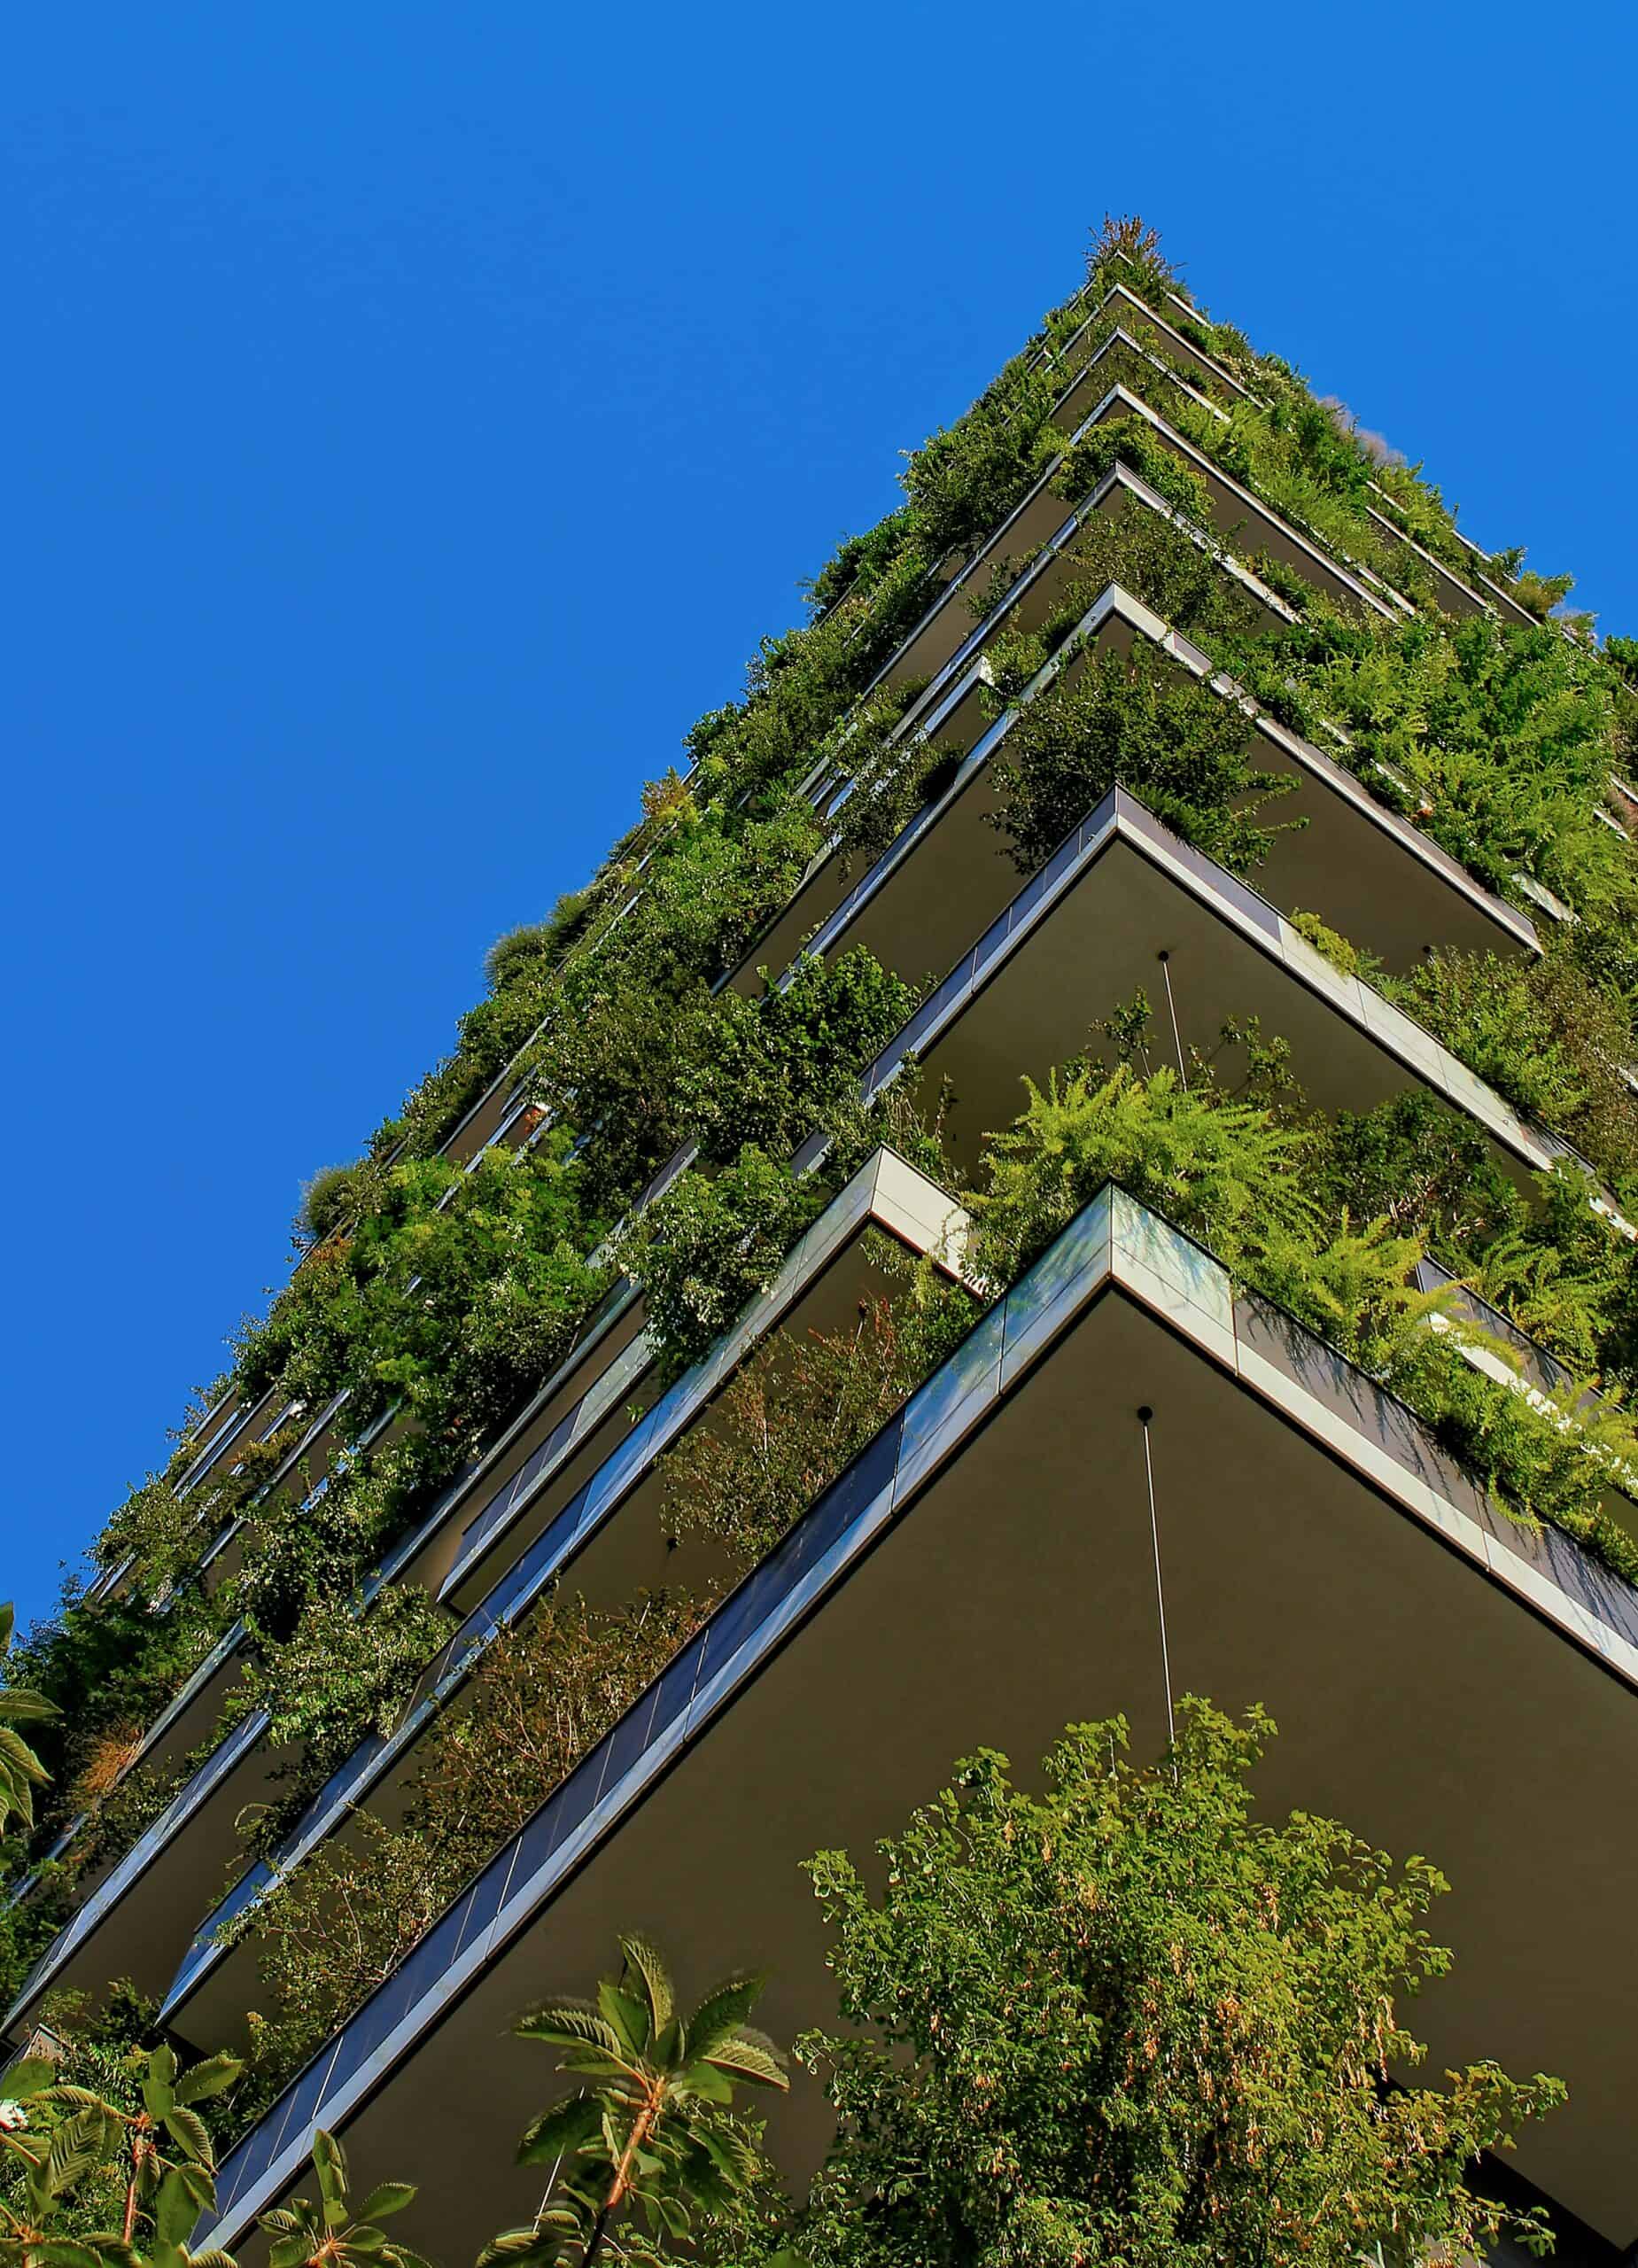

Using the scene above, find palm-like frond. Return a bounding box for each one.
[0,1612,57,1821]
[258,2127,423,2268]
[507,1938,788,2266]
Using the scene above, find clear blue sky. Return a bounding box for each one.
[4,5,1635,1631]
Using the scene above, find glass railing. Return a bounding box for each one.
[7,1705,266,2020]
[206,1174,1638,2244]
[165,1153,956,2023]
[793,786,1603,1210]
[204,1185,1103,2235]
[4,1616,248,1917]
[440,1329,651,1596]
[46,776,1616,2025]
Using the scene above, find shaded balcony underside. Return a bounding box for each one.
[734,583,1533,1009]
[841,790,1580,1210]
[202,1191,1638,2256]
[165,1153,971,2048]
[9,1156,964,2038]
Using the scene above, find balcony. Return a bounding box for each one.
[197,1183,1638,2257]
[783,787,1599,1215]
[160,1147,973,2051]
[85,1388,302,1610]
[879,403,1350,703]
[6,1153,967,2038]
[1047,281,1258,410]
[1059,289,1533,630]
[4,1700,274,2033]
[733,579,1537,1005]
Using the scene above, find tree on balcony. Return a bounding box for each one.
[790,1700,1563,2268]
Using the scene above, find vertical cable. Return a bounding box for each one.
[1157,951,1186,1091]
[1137,1406,1175,1752]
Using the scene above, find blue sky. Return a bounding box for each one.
[4,5,1635,1630]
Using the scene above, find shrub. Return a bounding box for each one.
[298,1163,364,1247]
[987,640,1300,877]
[795,1703,1564,2266]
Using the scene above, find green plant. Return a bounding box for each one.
[656,1272,977,1572]
[1386,944,1638,1186]
[235,1592,709,2103]
[258,2131,431,2268]
[1289,908,1366,977]
[970,1037,1638,1566]
[231,1582,453,1830]
[485,1936,788,2268]
[19,221,1638,2208]
[0,2042,243,2266]
[985,640,1300,879]
[0,1609,56,1837]
[298,1166,367,1250]
[794,1702,1563,2266]
[677,951,918,1170]
[615,1149,824,1386]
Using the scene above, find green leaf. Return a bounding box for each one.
[312,2129,348,2211]
[354,2182,416,2225]
[699,2030,788,2090]
[174,2054,245,2108]
[596,1980,648,2058]
[381,2245,439,2268]
[152,2170,198,2249]
[143,2047,179,2122]
[681,1974,766,2063]
[267,2238,311,2268]
[0,2057,60,2102]
[514,2097,602,2170]
[166,2162,215,2218]
[617,1935,675,2032]
[513,2005,625,2063]
[32,2242,109,2268]
[162,2106,214,2169]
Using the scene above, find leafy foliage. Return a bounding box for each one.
[986,638,1300,878]
[0,1609,56,1837]
[656,1268,977,1570]
[234,1591,707,2107]
[794,1703,1563,2267]
[258,2129,431,2268]
[0,2040,243,2267]
[969,1025,1638,1573]
[485,1937,787,2268]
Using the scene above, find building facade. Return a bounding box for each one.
[8,227,1638,2261]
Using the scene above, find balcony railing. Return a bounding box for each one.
[198,1178,1638,2249]
[160,1150,971,2029]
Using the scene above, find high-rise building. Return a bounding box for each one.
[8,223,1638,2263]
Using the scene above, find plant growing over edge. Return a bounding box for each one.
[484,1936,788,2268]
[795,1701,1564,2267]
